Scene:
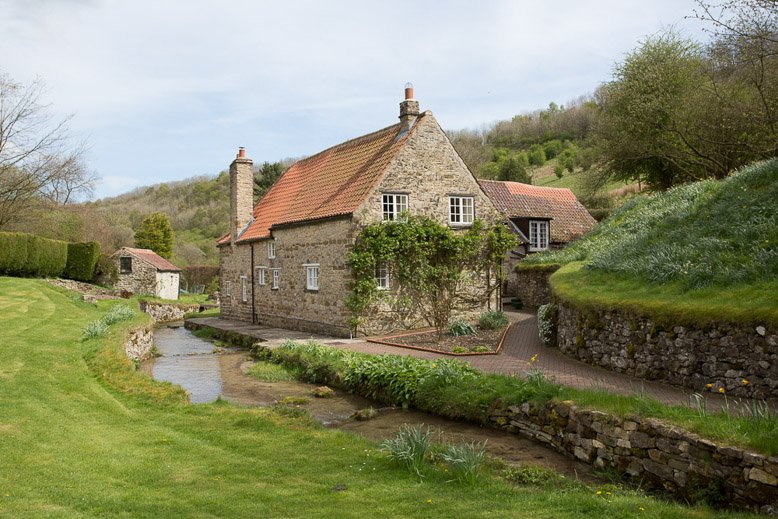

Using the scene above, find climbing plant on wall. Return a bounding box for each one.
[347,215,515,339]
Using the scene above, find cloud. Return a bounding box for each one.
[0,0,707,198]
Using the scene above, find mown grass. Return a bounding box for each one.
[267,341,778,457]
[0,278,746,518]
[1,277,756,518]
[552,262,778,327]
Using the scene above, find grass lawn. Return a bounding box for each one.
[551,262,778,327]
[0,277,756,518]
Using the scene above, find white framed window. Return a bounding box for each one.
[224,280,232,294]
[257,267,267,286]
[376,265,390,290]
[305,264,319,291]
[271,268,280,290]
[449,196,474,225]
[382,193,409,221]
[268,240,276,259]
[529,220,549,251]
[241,275,248,302]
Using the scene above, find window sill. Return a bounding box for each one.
[305,288,319,293]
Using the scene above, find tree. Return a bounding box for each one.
[134,212,174,259]
[253,161,287,199]
[0,73,96,228]
[498,156,532,183]
[347,216,514,340]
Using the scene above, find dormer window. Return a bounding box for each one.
[382,193,408,221]
[449,196,474,225]
[529,220,549,251]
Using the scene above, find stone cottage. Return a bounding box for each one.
[478,180,597,296]
[112,247,181,300]
[218,86,502,337]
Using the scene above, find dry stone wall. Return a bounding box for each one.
[556,301,778,399]
[515,265,560,307]
[491,400,778,514]
[140,301,201,323]
[124,325,153,362]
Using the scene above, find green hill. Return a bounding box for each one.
[525,159,778,324]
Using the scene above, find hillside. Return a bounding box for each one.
[525,159,778,324]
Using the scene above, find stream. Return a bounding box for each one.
[143,322,596,481]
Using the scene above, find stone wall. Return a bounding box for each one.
[491,400,778,514]
[140,301,201,323]
[514,264,560,307]
[124,325,153,362]
[556,301,778,399]
[219,243,253,323]
[115,254,157,297]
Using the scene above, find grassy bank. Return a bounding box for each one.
[263,341,778,456]
[0,277,757,518]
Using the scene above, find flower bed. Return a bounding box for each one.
[368,324,511,356]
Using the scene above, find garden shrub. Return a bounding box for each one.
[478,310,509,330]
[94,254,119,286]
[64,241,100,282]
[537,304,558,347]
[0,232,67,277]
[102,304,135,325]
[82,319,108,340]
[449,319,475,336]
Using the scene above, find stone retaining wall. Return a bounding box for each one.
[515,265,559,307]
[491,400,777,514]
[556,301,778,399]
[140,301,203,323]
[125,325,153,361]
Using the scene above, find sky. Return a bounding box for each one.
[0,0,709,199]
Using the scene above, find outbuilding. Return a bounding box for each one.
[112,247,181,300]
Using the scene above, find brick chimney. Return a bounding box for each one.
[399,82,419,131]
[229,146,253,244]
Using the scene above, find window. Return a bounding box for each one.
[268,240,276,259]
[382,193,409,221]
[120,257,132,274]
[449,196,474,225]
[224,280,232,294]
[257,267,267,286]
[376,265,390,290]
[305,264,319,291]
[529,220,549,251]
[241,275,248,302]
[271,269,280,290]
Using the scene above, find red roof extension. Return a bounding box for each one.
[120,247,181,272]
[219,116,423,245]
[478,180,596,243]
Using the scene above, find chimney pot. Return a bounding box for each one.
[404,82,414,100]
[238,147,245,158]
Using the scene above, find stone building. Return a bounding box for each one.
[218,86,502,337]
[112,247,181,300]
[478,180,597,296]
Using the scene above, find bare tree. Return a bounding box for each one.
[0,73,97,227]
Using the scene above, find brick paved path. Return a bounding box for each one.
[188,313,752,412]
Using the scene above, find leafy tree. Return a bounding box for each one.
[347,216,514,340]
[498,157,532,183]
[527,144,547,167]
[134,212,174,259]
[253,161,286,199]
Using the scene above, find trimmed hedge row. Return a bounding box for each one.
[65,241,101,282]
[0,232,100,280]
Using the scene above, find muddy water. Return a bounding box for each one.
[146,323,595,481]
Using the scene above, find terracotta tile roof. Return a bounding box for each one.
[219,117,421,245]
[118,247,181,272]
[478,180,597,243]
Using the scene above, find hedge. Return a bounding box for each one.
[64,241,101,282]
[0,232,68,277]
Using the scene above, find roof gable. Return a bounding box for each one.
[116,247,181,272]
[220,117,422,245]
[478,180,597,243]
